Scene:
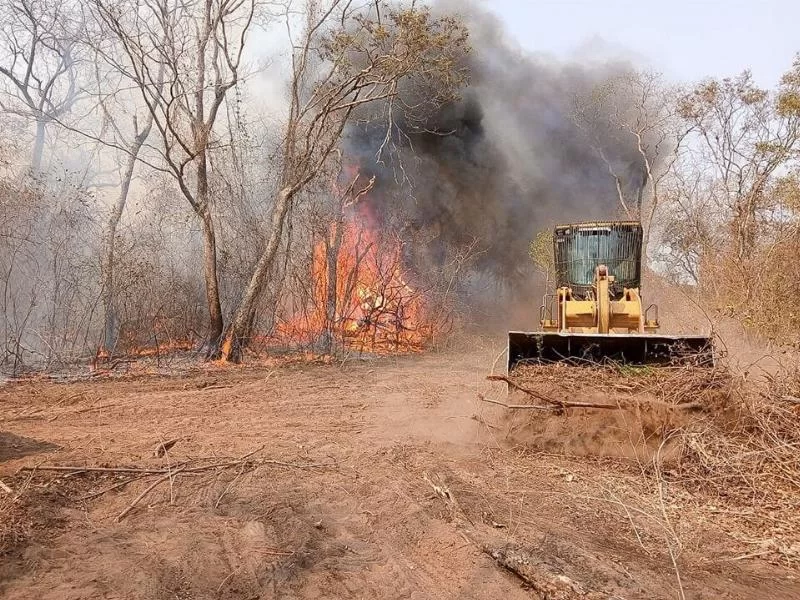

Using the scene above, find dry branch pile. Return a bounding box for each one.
[677,367,800,561]
[498,361,800,564]
[0,486,27,556]
[508,361,732,410]
[12,449,333,523]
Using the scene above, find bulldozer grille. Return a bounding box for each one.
[508,332,714,372]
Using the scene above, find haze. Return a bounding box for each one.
[487,0,798,85]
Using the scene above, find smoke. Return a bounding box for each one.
[345,1,654,291]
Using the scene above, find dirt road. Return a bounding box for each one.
[1,346,797,599]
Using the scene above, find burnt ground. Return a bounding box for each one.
[0,344,798,599]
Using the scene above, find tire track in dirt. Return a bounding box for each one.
[0,353,527,599]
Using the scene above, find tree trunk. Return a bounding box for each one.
[641,172,656,258]
[200,207,224,355]
[642,194,658,260]
[322,211,345,354]
[636,164,648,214]
[99,117,153,356]
[31,118,46,175]
[193,146,225,357]
[221,186,293,362]
[99,167,132,356]
[733,196,758,263]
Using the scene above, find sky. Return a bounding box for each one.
[485,0,799,86]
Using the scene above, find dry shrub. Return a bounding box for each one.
[697,235,800,347]
[681,367,800,502]
[0,493,28,557]
[0,175,100,372]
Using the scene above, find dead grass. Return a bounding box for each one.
[0,490,28,557]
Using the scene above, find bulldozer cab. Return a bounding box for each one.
[554,221,642,300]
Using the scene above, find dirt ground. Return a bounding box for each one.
[1,343,798,599]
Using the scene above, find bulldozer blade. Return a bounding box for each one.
[507,331,714,372]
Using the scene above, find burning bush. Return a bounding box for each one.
[271,216,436,355]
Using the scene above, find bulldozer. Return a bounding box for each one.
[508,221,713,373]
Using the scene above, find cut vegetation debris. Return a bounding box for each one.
[486,360,800,566]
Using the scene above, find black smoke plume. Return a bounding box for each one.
[345,1,654,295]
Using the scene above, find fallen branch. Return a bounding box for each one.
[47,403,119,421]
[23,448,335,513]
[0,479,13,494]
[490,347,508,376]
[487,374,704,412]
[116,466,187,522]
[482,380,622,410]
[423,471,474,526]
[155,438,181,457]
[21,458,332,476]
[75,403,118,414]
[478,394,561,412]
[423,471,457,504]
[487,374,563,406]
[471,413,499,430]
[20,465,180,475]
[79,474,149,501]
[214,465,245,509]
[484,545,608,600]
[190,458,332,472]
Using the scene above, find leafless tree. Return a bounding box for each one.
[92,0,256,355]
[574,71,685,251]
[0,0,83,173]
[97,111,158,355]
[677,68,800,262]
[71,23,166,356]
[651,163,718,285]
[220,1,469,361]
[651,61,800,342]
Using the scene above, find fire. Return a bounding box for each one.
[276,218,430,353]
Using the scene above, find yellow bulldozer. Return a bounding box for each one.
[508,221,713,372]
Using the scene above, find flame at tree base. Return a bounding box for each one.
[90,221,440,367]
[274,219,433,354]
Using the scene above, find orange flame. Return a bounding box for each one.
[276,219,431,353]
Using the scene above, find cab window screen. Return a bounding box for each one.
[554,224,642,292]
